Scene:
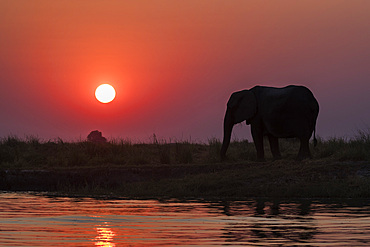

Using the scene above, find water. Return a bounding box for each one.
[1,192,370,246]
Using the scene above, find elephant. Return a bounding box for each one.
[220,85,319,161]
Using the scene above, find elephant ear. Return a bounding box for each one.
[227,90,257,124]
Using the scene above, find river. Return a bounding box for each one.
[1,192,370,246]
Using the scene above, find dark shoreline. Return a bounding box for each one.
[2,161,370,199]
[1,163,244,191]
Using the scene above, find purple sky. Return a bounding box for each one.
[1,1,369,142]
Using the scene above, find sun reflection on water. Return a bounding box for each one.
[95,224,116,247]
[2,193,370,246]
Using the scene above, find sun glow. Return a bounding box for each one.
[95,84,116,103]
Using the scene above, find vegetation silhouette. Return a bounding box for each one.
[0,130,369,198]
[87,130,107,143]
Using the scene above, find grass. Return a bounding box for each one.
[1,133,369,169]
[0,136,210,169]
[1,130,370,199]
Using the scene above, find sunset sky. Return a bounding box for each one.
[1,0,369,142]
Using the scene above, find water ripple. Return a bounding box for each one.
[1,192,370,246]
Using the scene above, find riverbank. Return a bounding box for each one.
[1,134,370,199]
[2,160,370,199]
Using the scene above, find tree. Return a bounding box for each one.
[87,130,107,143]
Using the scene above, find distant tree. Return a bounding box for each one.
[87,130,107,143]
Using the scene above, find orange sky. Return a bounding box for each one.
[1,0,369,141]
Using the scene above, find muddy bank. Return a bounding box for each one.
[2,161,370,199]
[0,163,247,192]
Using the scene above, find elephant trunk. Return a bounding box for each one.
[220,109,234,161]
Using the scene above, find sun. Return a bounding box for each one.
[95,84,116,103]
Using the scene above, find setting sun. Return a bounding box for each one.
[95,84,116,103]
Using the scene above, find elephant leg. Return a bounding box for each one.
[297,137,311,160]
[268,135,281,160]
[251,124,265,161]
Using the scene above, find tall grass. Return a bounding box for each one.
[314,129,370,161]
[1,130,370,169]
